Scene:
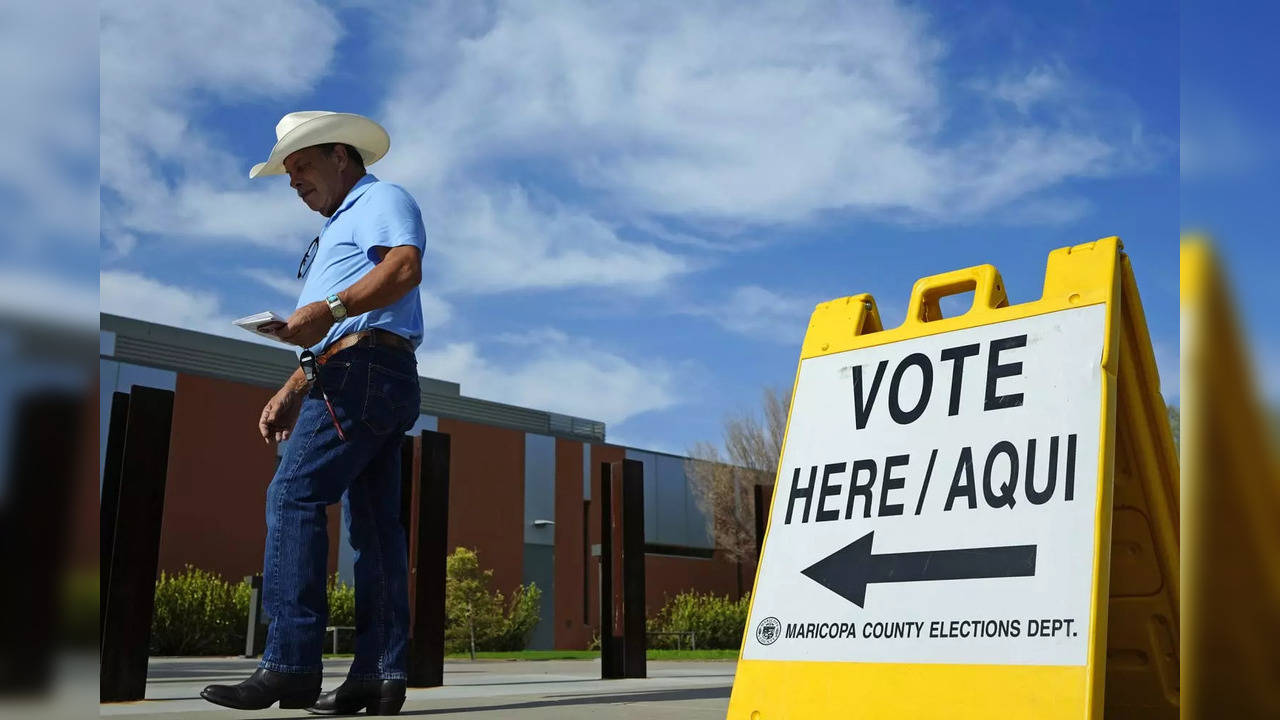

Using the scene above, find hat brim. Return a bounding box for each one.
[249,113,389,179]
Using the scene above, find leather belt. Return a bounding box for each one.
[318,329,414,365]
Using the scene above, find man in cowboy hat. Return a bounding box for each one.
[201,111,424,715]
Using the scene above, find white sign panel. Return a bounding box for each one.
[745,305,1106,666]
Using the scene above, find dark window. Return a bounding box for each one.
[644,543,715,559]
[582,500,590,623]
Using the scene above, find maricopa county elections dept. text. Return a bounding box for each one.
[778,618,1078,641]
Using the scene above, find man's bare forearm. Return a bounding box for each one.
[275,246,423,349]
[336,246,422,317]
[280,367,310,397]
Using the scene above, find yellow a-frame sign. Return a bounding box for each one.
[728,238,1178,719]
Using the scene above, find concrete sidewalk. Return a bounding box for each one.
[100,657,736,719]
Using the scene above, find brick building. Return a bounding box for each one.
[100,314,756,650]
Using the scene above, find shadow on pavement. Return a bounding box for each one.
[277,686,732,718]
[452,673,734,688]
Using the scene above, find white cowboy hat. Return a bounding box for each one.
[248,111,390,179]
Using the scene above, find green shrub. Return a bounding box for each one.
[150,552,542,656]
[150,566,247,655]
[327,574,355,628]
[444,547,542,653]
[647,591,751,650]
[492,582,542,651]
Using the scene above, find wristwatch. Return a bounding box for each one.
[326,293,348,321]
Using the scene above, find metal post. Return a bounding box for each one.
[406,431,450,688]
[753,484,770,559]
[619,459,646,678]
[599,462,622,679]
[243,574,263,658]
[0,393,80,695]
[100,392,130,635]
[101,387,174,703]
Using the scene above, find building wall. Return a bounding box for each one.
[437,417,525,595]
[587,444,626,635]
[159,373,341,581]
[113,364,762,649]
[99,356,177,482]
[522,433,556,649]
[553,438,591,649]
[645,552,751,614]
[625,449,714,550]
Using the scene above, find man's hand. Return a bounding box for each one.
[260,385,305,444]
[274,301,335,348]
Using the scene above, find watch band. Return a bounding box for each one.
[326,293,347,320]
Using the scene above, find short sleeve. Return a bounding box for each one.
[355,183,427,264]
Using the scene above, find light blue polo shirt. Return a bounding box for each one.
[296,173,427,354]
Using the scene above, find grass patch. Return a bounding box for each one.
[445,650,600,661]
[647,649,738,661]
[324,648,739,662]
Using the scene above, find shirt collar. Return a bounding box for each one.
[324,173,378,227]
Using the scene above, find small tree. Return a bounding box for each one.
[444,547,542,657]
[687,386,789,595]
[445,548,503,658]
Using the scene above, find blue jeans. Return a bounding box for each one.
[259,344,420,679]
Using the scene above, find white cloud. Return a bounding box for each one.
[116,181,322,249]
[982,64,1068,114]
[0,2,98,251]
[100,1,341,251]
[431,185,693,294]
[376,0,1157,233]
[0,269,99,330]
[98,1,693,294]
[604,433,684,457]
[690,285,816,344]
[989,195,1094,226]
[99,1,1167,303]
[493,328,570,347]
[100,270,282,351]
[100,270,230,336]
[416,331,679,426]
[418,290,452,330]
[241,269,306,300]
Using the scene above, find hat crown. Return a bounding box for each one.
[251,110,389,179]
[275,111,333,141]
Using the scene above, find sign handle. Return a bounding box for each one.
[906,264,1009,324]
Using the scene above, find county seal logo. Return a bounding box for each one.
[756,617,781,645]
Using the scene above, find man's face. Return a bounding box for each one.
[283,146,346,217]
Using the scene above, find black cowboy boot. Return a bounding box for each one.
[307,677,407,716]
[200,667,322,710]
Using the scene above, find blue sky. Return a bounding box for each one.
[1181,0,1280,403]
[97,1,1183,454]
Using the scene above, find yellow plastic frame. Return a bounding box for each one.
[727,238,1132,719]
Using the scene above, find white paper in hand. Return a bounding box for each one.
[233,311,289,343]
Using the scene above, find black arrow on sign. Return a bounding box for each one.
[801,531,1037,608]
